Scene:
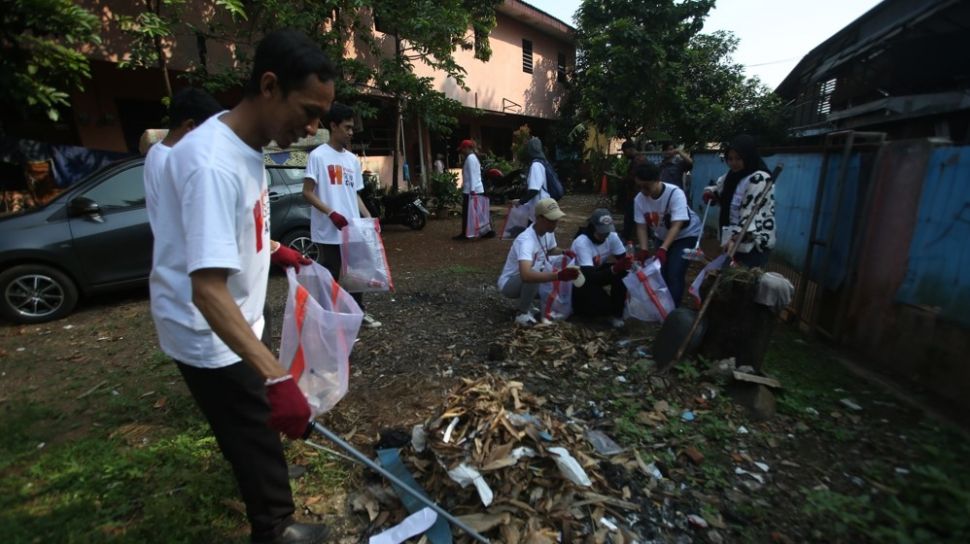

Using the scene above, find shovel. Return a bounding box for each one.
[305,421,491,543]
[682,201,711,263]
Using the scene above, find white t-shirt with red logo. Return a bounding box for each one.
[634,183,703,241]
[148,113,270,368]
[571,232,626,267]
[305,143,364,244]
[497,225,558,290]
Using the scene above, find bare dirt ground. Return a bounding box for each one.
[2,194,968,543]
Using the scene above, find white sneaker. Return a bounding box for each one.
[514,313,537,326]
[610,317,625,329]
[362,314,382,328]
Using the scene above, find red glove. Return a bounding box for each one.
[265,376,312,439]
[635,249,651,263]
[271,244,312,272]
[702,190,717,205]
[328,211,349,229]
[556,267,580,282]
[656,247,668,266]
[561,249,577,260]
[612,255,633,274]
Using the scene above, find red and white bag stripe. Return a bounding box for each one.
[466,194,492,238]
[623,258,675,322]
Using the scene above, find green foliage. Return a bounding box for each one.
[428,170,461,212]
[0,0,101,121]
[573,0,788,147]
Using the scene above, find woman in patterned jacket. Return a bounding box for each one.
[703,135,776,268]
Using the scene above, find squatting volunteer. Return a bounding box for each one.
[570,209,632,327]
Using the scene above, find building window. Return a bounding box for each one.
[816,78,837,118]
[522,39,533,74]
[557,52,566,82]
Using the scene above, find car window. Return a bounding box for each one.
[82,165,146,210]
[272,167,307,185]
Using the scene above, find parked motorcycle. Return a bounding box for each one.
[361,173,429,230]
[484,167,524,204]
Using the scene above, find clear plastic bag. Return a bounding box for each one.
[279,262,363,416]
[623,258,675,322]
[537,254,574,320]
[340,218,394,293]
[466,194,492,238]
[501,202,532,240]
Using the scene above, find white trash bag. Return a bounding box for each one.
[501,202,531,240]
[279,262,363,416]
[466,194,492,238]
[340,218,394,293]
[623,258,675,322]
[537,254,575,321]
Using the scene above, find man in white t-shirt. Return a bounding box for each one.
[570,208,632,327]
[302,102,381,328]
[454,139,494,240]
[148,30,330,544]
[498,198,579,326]
[633,162,703,307]
[143,87,222,230]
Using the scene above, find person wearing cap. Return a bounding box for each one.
[454,139,494,240]
[634,161,703,307]
[570,209,632,327]
[497,198,579,326]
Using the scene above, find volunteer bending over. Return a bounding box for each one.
[498,198,579,326]
[570,209,631,328]
[634,162,703,307]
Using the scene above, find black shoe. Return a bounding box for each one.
[481,230,496,239]
[254,523,331,544]
[452,233,468,241]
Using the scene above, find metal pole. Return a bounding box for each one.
[308,421,491,544]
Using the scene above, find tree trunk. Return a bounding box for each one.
[417,116,427,188]
[147,0,173,97]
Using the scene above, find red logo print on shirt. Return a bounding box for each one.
[327,164,344,185]
[646,212,660,227]
[253,200,263,252]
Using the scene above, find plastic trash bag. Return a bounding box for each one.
[279,262,363,416]
[537,254,575,321]
[500,202,531,240]
[340,218,394,293]
[466,194,492,238]
[623,258,675,322]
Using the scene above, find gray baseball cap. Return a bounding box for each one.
[589,208,615,235]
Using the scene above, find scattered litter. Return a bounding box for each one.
[446,463,494,506]
[62,325,74,330]
[16,347,25,352]
[410,424,427,453]
[585,429,624,456]
[548,447,592,487]
[645,462,664,480]
[754,462,770,473]
[635,346,651,358]
[442,417,460,443]
[37,442,45,449]
[735,467,765,484]
[681,410,696,422]
[599,517,619,531]
[737,425,750,434]
[616,375,628,383]
[805,407,820,416]
[895,467,910,475]
[368,507,437,544]
[840,398,863,411]
[687,514,709,529]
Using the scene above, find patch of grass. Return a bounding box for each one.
[802,488,875,537]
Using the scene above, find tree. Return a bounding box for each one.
[572,0,787,148]
[573,0,715,139]
[0,0,101,122]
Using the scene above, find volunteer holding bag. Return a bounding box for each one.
[570,209,631,327]
[302,102,381,328]
[498,198,579,326]
[634,162,703,307]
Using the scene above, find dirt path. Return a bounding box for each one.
[2,194,968,543]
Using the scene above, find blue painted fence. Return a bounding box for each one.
[897,146,970,326]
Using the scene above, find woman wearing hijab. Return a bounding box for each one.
[569,208,632,327]
[703,135,776,268]
[516,136,551,219]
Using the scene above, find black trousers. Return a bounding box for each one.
[459,193,470,236]
[317,243,365,310]
[573,264,627,318]
[176,361,294,541]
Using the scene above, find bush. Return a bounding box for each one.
[428,171,461,215]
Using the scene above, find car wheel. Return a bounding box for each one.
[281,229,319,262]
[0,264,79,324]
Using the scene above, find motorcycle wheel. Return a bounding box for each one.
[407,209,427,230]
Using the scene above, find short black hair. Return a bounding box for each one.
[661,141,676,150]
[621,140,637,151]
[634,162,661,182]
[326,102,355,127]
[168,87,222,129]
[243,29,337,98]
